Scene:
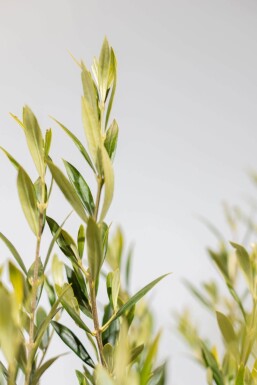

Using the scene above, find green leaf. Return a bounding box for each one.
[103,343,114,372]
[44,128,52,157]
[183,280,213,310]
[31,354,66,385]
[65,265,91,317]
[32,284,71,359]
[77,224,85,259]
[81,62,99,120]
[9,262,24,305]
[81,96,101,166]
[44,211,73,269]
[11,107,44,176]
[148,363,166,385]
[17,167,39,235]
[230,242,251,284]
[0,233,27,274]
[107,269,120,310]
[102,303,119,346]
[76,370,89,385]
[216,311,237,345]
[51,321,95,368]
[55,284,91,333]
[50,117,95,172]
[63,160,95,216]
[46,216,78,262]
[130,344,144,363]
[44,277,56,306]
[47,160,88,223]
[0,146,20,170]
[235,365,245,385]
[201,343,225,385]
[86,217,103,283]
[28,258,44,287]
[98,38,111,102]
[140,333,161,385]
[105,48,117,130]
[113,273,170,322]
[99,145,114,221]
[104,120,118,161]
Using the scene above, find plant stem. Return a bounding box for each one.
[88,277,105,366]
[25,177,45,385]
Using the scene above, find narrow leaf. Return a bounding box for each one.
[63,160,95,216]
[86,217,103,283]
[104,120,118,161]
[17,167,39,235]
[99,145,114,221]
[0,233,27,274]
[50,117,95,172]
[114,273,170,321]
[51,321,95,368]
[47,160,88,223]
[81,96,101,166]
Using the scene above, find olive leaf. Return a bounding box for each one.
[104,120,119,161]
[113,273,170,322]
[10,106,45,176]
[50,117,95,172]
[86,217,103,283]
[47,160,88,223]
[0,233,27,274]
[51,321,95,368]
[63,160,95,216]
[17,167,39,235]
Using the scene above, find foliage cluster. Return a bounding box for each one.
[0,39,167,385]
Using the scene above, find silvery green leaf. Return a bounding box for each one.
[63,160,95,216]
[17,167,39,235]
[47,160,88,223]
[81,96,101,167]
[50,117,95,172]
[104,120,119,161]
[86,217,103,283]
[99,145,114,221]
[51,321,95,368]
[98,38,111,102]
[0,232,27,274]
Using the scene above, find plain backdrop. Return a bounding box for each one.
[1,0,257,384]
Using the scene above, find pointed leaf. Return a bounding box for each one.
[114,274,169,321]
[86,217,103,283]
[81,62,99,119]
[104,120,118,161]
[105,48,117,130]
[99,145,114,221]
[17,167,39,235]
[77,224,85,259]
[63,160,95,216]
[98,38,111,102]
[47,160,88,223]
[31,354,66,385]
[50,117,95,172]
[0,233,27,274]
[51,321,95,368]
[81,96,101,166]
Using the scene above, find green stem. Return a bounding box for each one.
[25,177,45,385]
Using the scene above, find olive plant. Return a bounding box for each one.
[0,39,167,385]
[177,203,257,385]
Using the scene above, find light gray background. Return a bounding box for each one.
[1,0,257,384]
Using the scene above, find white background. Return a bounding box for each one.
[0,0,257,383]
